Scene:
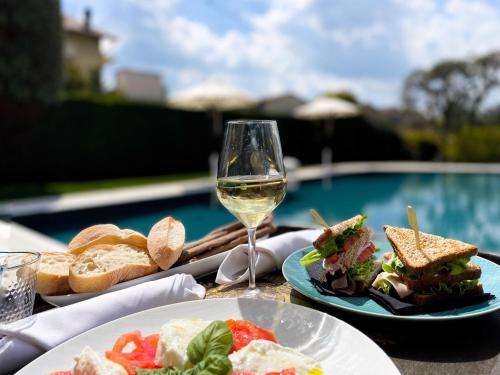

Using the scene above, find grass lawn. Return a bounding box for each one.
[0,172,209,201]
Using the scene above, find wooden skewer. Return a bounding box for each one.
[310,208,330,229]
[407,206,422,251]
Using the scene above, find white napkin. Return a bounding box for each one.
[0,273,205,374]
[215,229,321,285]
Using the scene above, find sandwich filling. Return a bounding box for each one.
[374,253,481,300]
[301,214,382,294]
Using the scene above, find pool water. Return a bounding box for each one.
[15,173,500,252]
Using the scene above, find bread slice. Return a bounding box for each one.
[313,215,364,248]
[147,216,185,270]
[384,225,477,273]
[68,224,147,255]
[68,244,158,293]
[401,263,481,290]
[36,252,76,295]
[410,284,484,305]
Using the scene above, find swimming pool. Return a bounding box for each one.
[14,173,500,252]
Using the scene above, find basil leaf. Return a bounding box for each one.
[185,354,232,375]
[187,321,232,365]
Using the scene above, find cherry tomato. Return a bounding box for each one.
[226,320,277,352]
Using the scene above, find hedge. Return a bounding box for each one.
[445,126,500,162]
[0,99,409,183]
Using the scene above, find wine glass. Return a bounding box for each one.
[216,120,287,298]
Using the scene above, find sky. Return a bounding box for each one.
[62,0,500,107]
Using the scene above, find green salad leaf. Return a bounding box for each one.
[300,214,367,266]
[187,321,232,365]
[457,279,479,295]
[381,263,394,273]
[348,260,375,283]
[374,279,392,295]
[421,279,479,296]
[137,368,182,375]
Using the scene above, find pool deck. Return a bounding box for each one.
[1,161,500,250]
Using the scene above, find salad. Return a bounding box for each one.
[51,319,323,375]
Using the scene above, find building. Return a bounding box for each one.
[257,94,306,117]
[63,9,111,84]
[116,70,165,103]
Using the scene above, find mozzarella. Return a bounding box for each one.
[372,271,414,298]
[154,319,210,369]
[229,340,323,375]
[73,346,126,375]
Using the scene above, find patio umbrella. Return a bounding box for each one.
[168,79,255,136]
[294,96,360,171]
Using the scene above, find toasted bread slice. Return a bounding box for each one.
[69,244,158,293]
[36,252,76,295]
[401,263,481,290]
[68,224,148,255]
[410,283,484,305]
[384,225,477,274]
[313,215,364,248]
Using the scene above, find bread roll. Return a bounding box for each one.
[68,224,148,255]
[147,217,185,270]
[36,252,76,295]
[68,244,158,293]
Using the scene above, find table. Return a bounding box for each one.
[203,272,500,375]
[31,225,500,375]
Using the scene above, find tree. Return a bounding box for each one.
[402,52,500,132]
[0,0,62,104]
[323,90,359,104]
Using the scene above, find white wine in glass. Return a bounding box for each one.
[216,120,286,298]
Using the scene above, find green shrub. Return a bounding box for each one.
[0,0,62,103]
[445,126,500,162]
[400,129,442,160]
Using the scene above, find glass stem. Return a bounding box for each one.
[247,227,257,290]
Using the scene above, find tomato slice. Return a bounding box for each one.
[264,370,296,375]
[106,331,161,375]
[357,242,376,262]
[226,320,277,352]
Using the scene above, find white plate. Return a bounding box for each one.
[41,252,227,307]
[17,298,399,375]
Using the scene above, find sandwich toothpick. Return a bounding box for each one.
[310,209,330,229]
[407,206,422,251]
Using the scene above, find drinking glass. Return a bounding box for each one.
[216,120,286,298]
[0,252,40,324]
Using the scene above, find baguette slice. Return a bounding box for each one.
[401,263,481,290]
[68,224,147,255]
[69,244,158,293]
[36,252,76,295]
[410,283,484,305]
[148,217,185,270]
[384,225,478,273]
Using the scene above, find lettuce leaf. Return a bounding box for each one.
[374,279,392,295]
[420,279,479,296]
[300,214,367,266]
[348,260,375,283]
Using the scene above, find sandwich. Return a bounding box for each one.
[300,214,382,294]
[373,225,483,305]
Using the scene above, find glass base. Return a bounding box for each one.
[239,287,276,300]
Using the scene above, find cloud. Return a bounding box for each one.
[63,0,500,107]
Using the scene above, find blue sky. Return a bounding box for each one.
[62,0,500,107]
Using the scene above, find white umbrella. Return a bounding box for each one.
[294,96,359,120]
[294,96,360,170]
[168,79,255,135]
